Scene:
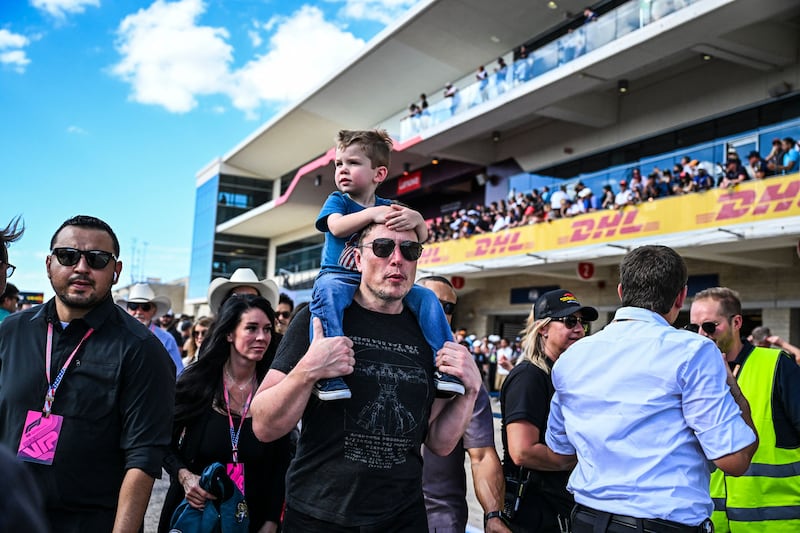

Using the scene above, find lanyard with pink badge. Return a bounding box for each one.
[17,323,94,465]
[222,374,256,495]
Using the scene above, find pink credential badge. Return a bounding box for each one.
[227,462,245,495]
[17,410,63,465]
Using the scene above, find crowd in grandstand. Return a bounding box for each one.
[427,137,800,243]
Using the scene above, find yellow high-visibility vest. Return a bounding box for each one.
[710,347,800,532]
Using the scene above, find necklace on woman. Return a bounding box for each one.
[224,363,252,392]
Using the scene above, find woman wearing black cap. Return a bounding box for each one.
[500,289,598,532]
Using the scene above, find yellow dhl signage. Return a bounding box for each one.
[419,173,800,267]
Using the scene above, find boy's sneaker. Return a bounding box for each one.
[434,371,465,396]
[313,377,352,401]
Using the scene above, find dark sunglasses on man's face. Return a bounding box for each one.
[127,302,153,312]
[439,300,456,315]
[684,322,718,335]
[360,238,423,261]
[51,247,116,269]
[276,311,292,319]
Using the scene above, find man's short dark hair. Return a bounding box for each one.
[1,217,24,264]
[0,283,19,301]
[278,292,294,311]
[50,215,120,256]
[619,245,687,314]
[416,275,453,289]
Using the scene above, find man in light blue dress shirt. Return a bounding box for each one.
[542,245,758,532]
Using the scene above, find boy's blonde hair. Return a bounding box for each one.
[336,129,393,169]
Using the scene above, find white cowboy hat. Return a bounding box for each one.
[116,283,172,317]
[207,268,279,314]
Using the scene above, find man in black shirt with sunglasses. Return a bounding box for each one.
[0,215,175,533]
[252,221,481,531]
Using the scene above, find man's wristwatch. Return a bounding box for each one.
[484,510,505,526]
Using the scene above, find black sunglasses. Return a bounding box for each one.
[276,311,292,319]
[127,302,153,312]
[4,263,15,278]
[684,322,718,335]
[52,247,116,269]
[551,316,587,329]
[360,238,423,261]
[439,300,456,315]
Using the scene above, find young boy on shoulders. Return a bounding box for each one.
[310,129,463,400]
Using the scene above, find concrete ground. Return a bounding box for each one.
[144,396,504,533]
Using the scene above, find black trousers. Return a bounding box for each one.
[571,505,713,533]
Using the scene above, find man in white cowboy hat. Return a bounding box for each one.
[207,268,279,315]
[117,283,183,375]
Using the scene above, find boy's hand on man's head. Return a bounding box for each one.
[385,205,426,237]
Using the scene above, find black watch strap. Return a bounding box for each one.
[485,510,504,525]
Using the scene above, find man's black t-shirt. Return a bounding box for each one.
[271,303,435,526]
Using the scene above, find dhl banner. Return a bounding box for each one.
[419,173,800,268]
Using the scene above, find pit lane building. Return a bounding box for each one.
[188,0,800,341]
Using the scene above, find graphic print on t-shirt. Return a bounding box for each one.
[344,335,431,470]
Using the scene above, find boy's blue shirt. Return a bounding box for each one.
[316,191,392,273]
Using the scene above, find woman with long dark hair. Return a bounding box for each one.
[158,295,290,533]
[500,289,597,532]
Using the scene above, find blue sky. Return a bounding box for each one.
[1,0,417,300]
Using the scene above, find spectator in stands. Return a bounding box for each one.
[614,180,634,209]
[408,103,421,118]
[719,158,748,188]
[766,138,784,175]
[577,187,594,212]
[776,137,799,174]
[658,169,676,196]
[643,173,661,201]
[549,185,569,218]
[444,83,460,115]
[419,93,429,113]
[600,184,615,209]
[747,150,768,180]
[476,65,489,102]
[629,169,644,202]
[583,6,598,23]
[693,167,714,191]
[567,197,586,217]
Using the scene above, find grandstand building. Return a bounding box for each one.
[188,0,800,342]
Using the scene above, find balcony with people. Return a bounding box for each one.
[396,0,698,141]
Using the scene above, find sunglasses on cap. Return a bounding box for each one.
[127,302,153,312]
[276,311,292,319]
[684,322,719,335]
[439,300,456,315]
[360,238,423,261]
[551,316,587,329]
[51,247,116,269]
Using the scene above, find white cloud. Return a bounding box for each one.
[30,0,100,19]
[331,0,419,25]
[67,125,88,134]
[229,5,364,114]
[111,1,368,117]
[111,0,233,113]
[0,30,31,73]
[247,29,262,48]
[0,29,30,49]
